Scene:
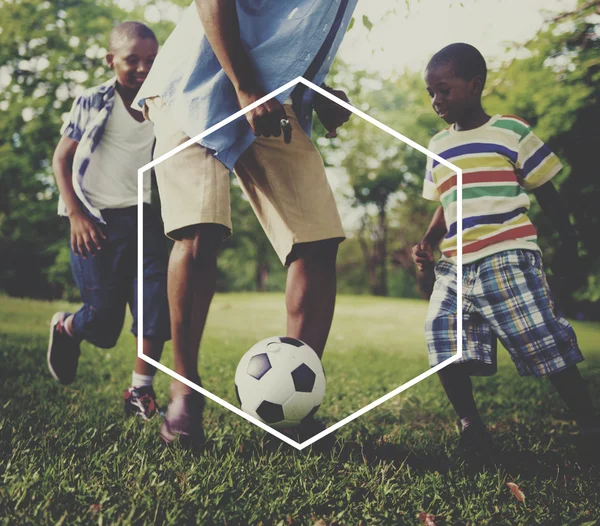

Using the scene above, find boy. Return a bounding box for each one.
[48,22,170,420]
[413,43,598,457]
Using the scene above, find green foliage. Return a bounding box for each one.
[2,0,599,312]
[0,0,187,299]
[317,69,440,297]
[1,295,599,524]
[0,0,143,297]
[484,1,600,306]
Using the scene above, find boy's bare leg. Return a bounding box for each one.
[437,364,484,426]
[285,239,339,359]
[125,338,165,419]
[437,363,492,457]
[134,338,164,376]
[167,224,226,398]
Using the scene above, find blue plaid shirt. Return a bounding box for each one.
[58,77,130,224]
[134,0,357,171]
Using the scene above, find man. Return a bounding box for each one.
[135,0,358,446]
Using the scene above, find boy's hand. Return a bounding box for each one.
[69,210,107,258]
[237,88,292,143]
[314,86,351,138]
[412,241,435,271]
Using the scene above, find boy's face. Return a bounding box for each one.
[106,37,158,92]
[424,62,481,125]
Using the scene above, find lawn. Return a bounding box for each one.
[1,294,599,525]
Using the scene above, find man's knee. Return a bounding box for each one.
[171,224,228,264]
[288,238,341,266]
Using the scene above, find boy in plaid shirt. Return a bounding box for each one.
[48,22,170,420]
[413,43,598,457]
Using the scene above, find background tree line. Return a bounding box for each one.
[1,0,599,318]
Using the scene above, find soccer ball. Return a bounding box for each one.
[234,336,326,429]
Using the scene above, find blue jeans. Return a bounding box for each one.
[70,205,170,348]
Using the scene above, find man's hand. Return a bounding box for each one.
[69,210,106,258]
[412,241,435,271]
[314,86,351,138]
[237,89,292,143]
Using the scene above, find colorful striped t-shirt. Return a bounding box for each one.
[422,115,562,264]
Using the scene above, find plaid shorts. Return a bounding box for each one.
[425,249,583,377]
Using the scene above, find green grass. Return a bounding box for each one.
[1,294,599,525]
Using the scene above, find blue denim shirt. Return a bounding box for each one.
[134,0,357,171]
[58,77,119,223]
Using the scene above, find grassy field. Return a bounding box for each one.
[1,294,599,525]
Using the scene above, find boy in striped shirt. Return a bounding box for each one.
[413,43,598,458]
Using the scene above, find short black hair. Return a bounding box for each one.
[109,21,157,51]
[426,43,487,86]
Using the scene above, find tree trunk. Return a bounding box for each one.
[254,239,270,292]
[376,205,388,296]
[255,260,269,292]
[358,224,378,295]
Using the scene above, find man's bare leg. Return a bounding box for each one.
[167,224,227,397]
[159,224,227,445]
[285,239,340,358]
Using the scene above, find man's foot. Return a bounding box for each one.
[124,385,163,420]
[47,312,81,385]
[281,416,327,443]
[160,392,205,448]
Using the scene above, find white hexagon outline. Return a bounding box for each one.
[136,77,463,450]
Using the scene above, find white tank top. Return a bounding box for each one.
[83,92,154,210]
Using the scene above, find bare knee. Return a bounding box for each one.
[171,224,228,266]
[288,239,340,267]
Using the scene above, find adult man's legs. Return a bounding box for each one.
[234,106,346,361]
[286,239,339,358]
[146,97,233,445]
[159,224,228,446]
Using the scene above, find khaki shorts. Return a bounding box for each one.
[146,97,345,265]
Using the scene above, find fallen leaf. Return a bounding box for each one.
[89,504,101,517]
[418,511,437,526]
[313,520,327,526]
[506,482,526,503]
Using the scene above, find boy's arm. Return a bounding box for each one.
[53,136,106,257]
[532,180,577,276]
[53,137,82,216]
[194,0,288,141]
[412,206,447,271]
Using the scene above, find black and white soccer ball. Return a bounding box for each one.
[234,336,326,429]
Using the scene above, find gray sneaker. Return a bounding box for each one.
[47,312,81,385]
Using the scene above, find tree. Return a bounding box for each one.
[484,0,600,314]
[317,69,440,297]
[0,0,184,298]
